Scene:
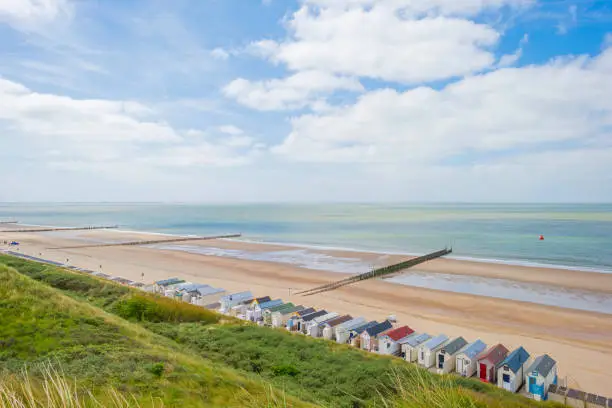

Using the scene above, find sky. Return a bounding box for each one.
[0,0,611,203]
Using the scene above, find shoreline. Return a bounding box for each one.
[12,221,612,274]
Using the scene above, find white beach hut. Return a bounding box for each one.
[191,286,227,306]
[360,320,393,352]
[401,333,431,362]
[251,299,283,322]
[306,312,339,337]
[497,347,531,393]
[418,334,449,368]
[321,315,353,340]
[334,317,367,344]
[436,337,468,374]
[525,354,558,401]
[271,305,304,328]
[219,291,253,314]
[377,326,415,356]
[455,339,487,377]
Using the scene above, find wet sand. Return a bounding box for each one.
[1,226,612,395]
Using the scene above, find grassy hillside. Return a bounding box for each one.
[0,254,566,408]
[0,261,311,408]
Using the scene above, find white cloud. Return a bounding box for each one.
[273,47,612,165]
[0,77,257,170]
[210,47,230,60]
[0,0,72,30]
[497,34,528,67]
[248,0,530,85]
[218,125,244,135]
[223,70,363,110]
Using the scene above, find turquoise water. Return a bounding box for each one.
[1,203,611,271]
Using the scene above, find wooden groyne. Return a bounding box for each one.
[0,221,18,224]
[48,233,242,250]
[297,248,452,296]
[0,225,118,233]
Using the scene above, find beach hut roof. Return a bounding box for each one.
[253,296,272,304]
[225,291,253,300]
[365,320,393,337]
[258,299,283,310]
[460,340,487,359]
[196,286,225,296]
[177,283,211,292]
[441,337,468,356]
[401,333,430,347]
[352,321,379,335]
[423,334,449,350]
[276,305,304,315]
[527,354,556,377]
[155,278,184,286]
[313,312,339,324]
[302,310,328,322]
[383,325,415,342]
[267,303,295,313]
[477,344,509,366]
[337,317,367,331]
[323,315,353,328]
[279,305,305,315]
[296,307,316,317]
[501,347,530,374]
[205,302,221,310]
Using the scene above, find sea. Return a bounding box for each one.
[3,203,612,314]
[1,202,611,272]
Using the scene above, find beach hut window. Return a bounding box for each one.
[502,374,510,383]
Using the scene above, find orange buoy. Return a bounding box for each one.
[539,235,544,241]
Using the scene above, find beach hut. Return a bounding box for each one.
[219,291,253,313]
[377,325,415,356]
[349,321,378,347]
[401,333,431,362]
[477,344,509,383]
[321,315,353,340]
[272,305,304,328]
[154,278,185,294]
[361,320,393,352]
[436,337,468,374]
[418,335,449,368]
[263,303,295,326]
[204,302,221,310]
[286,307,316,331]
[497,347,531,393]
[306,312,339,337]
[251,299,283,322]
[296,310,327,333]
[334,317,367,344]
[191,286,226,306]
[245,296,272,321]
[455,340,487,377]
[524,354,557,401]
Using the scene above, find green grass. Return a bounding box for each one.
[0,254,567,408]
[0,261,312,407]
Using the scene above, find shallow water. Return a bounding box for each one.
[386,272,612,315]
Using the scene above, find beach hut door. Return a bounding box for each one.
[528,376,542,397]
[479,364,487,381]
[438,354,444,369]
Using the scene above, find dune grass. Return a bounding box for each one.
[0,262,312,407]
[0,253,567,408]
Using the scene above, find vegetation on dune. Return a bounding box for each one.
[0,262,311,408]
[0,254,567,408]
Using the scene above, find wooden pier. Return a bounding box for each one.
[297,248,452,296]
[48,233,242,250]
[0,225,118,233]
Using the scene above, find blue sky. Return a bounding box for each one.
[0,0,611,202]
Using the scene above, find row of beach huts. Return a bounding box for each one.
[4,250,608,408]
[146,277,605,404]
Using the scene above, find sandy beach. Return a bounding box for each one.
[2,226,612,395]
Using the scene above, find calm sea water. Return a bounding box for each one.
[1,203,611,271]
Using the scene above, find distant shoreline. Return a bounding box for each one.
[16,221,612,275]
